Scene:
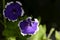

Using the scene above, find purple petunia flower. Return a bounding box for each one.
[3,1,24,22]
[18,17,39,36]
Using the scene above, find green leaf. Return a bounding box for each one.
[7,37,16,40]
[19,15,27,20]
[3,21,19,37]
[37,16,41,23]
[55,31,60,40]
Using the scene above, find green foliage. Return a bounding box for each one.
[55,31,60,40]
[7,37,16,40]
[3,21,19,37]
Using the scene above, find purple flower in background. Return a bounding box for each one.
[3,1,24,22]
[18,17,39,36]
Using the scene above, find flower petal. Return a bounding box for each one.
[18,17,39,36]
[3,1,24,22]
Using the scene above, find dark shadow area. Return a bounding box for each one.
[19,0,60,33]
[0,23,5,40]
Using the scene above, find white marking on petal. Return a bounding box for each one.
[8,18,17,22]
[5,1,13,8]
[21,8,24,16]
[16,1,22,6]
[34,19,39,23]
[21,32,27,36]
[33,26,39,35]
[3,9,7,19]
[8,19,11,21]
[33,18,39,26]
[18,20,23,27]
[18,21,27,36]
[26,17,32,20]
[33,18,39,35]
[18,22,20,27]
[12,19,17,22]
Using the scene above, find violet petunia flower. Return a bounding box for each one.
[18,17,39,36]
[3,1,24,22]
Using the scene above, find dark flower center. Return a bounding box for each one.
[27,22,31,26]
[27,21,32,26]
[27,18,34,26]
[13,9,17,14]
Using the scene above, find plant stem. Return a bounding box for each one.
[3,0,7,28]
[47,28,55,39]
